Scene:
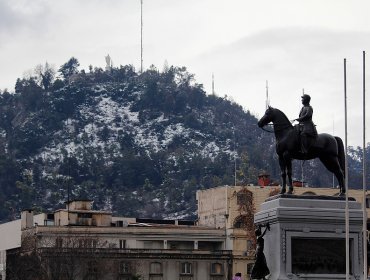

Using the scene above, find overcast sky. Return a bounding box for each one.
[1,0,370,147]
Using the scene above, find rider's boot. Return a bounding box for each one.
[301,135,308,157]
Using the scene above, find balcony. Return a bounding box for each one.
[38,247,232,260]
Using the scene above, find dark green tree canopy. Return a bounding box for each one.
[59,57,80,80]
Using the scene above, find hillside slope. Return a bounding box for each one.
[0,62,367,222]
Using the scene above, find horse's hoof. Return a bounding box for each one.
[279,188,286,194]
[338,192,345,197]
[287,188,293,194]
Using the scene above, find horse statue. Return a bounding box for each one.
[257,106,345,195]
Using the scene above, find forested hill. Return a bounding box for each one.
[0,58,368,222]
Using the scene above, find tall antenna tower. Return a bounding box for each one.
[212,73,215,95]
[140,0,143,73]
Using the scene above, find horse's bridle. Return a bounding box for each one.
[260,122,293,133]
[260,124,274,133]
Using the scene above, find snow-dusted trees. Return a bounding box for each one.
[59,57,80,80]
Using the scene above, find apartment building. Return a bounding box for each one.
[5,200,231,280]
[1,185,369,280]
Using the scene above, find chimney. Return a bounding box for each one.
[21,209,34,230]
[258,173,270,187]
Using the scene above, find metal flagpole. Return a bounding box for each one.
[333,118,335,188]
[234,127,237,186]
[266,80,269,109]
[302,88,305,187]
[344,58,350,280]
[362,50,367,280]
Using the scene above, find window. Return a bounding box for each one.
[211,263,223,275]
[78,213,92,218]
[150,262,162,274]
[181,262,192,275]
[118,275,132,280]
[119,262,130,274]
[79,239,97,248]
[149,262,163,280]
[86,261,98,280]
[119,240,126,249]
[118,276,131,280]
[237,192,248,205]
[247,240,254,250]
[237,190,252,206]
[87,261,98,273]
[233,215,247,228]
[247,263,254,274]
[55,237,63,248]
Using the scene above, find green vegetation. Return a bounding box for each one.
[0,58,368,222]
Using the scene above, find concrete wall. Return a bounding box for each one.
[0,214,45,279]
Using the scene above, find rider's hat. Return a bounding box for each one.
[301,94,311,102]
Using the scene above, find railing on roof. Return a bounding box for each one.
[38,247,232,259]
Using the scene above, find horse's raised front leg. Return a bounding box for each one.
[278,156,287,194]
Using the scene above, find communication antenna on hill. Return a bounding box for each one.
[265,81,270,109]
[140,0,144,73]
[212,73,215,95]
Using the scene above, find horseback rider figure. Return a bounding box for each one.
[294,94,317,155]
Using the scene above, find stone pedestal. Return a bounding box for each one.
[254,195,365,280]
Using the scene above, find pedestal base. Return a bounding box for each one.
[254,195,365,280]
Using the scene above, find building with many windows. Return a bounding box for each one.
[1,185,369,280]
[5,199,231,280]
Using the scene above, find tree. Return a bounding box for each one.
[34,62,56,90]
[59,57,80,80]
[6,249,48,280]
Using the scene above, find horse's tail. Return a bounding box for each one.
[335,136,346,177]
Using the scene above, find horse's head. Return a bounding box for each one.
[257,106,275,128]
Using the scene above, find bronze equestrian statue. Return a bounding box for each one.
[295,94,317,155]
[257,103,345,195]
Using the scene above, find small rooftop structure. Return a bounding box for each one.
[258,173,270,187]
